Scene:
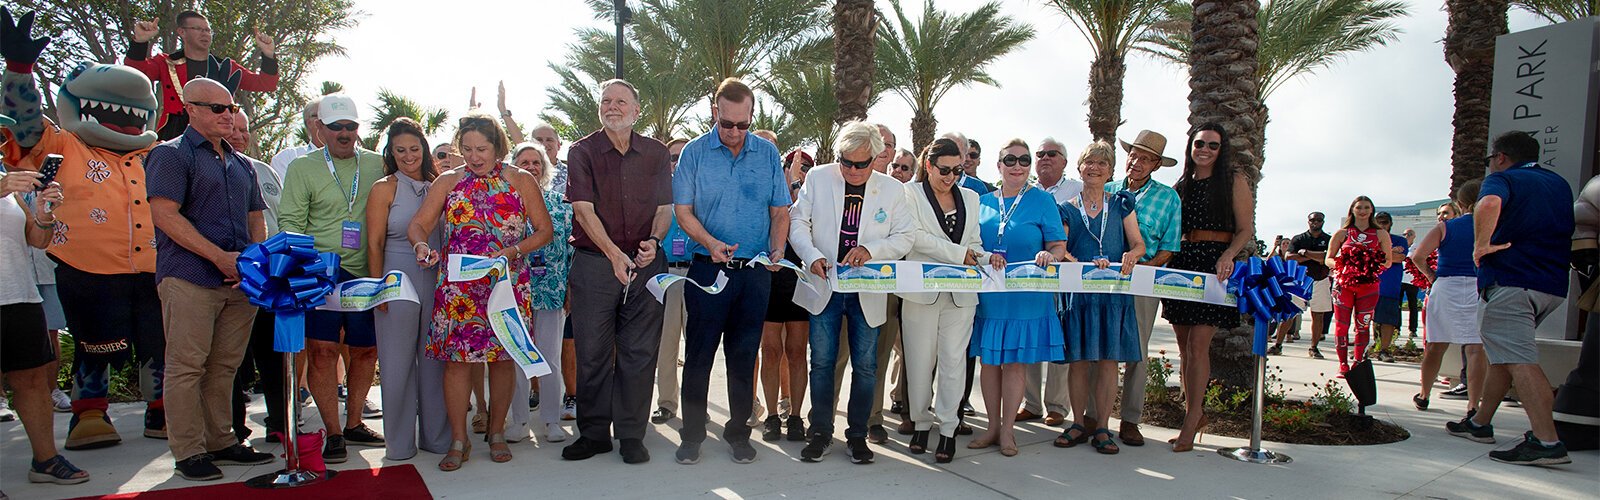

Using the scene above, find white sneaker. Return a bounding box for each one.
[50,389,72,413]
[0,397,15,422]
[505,421,531,443]
[748,398,765,427]
[545,423,570,443]
[362,399,382,419]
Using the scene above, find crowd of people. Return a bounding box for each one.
[0,8,1593,495]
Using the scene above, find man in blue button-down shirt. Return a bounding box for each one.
[144,78,273,480]
[669,78,790,464]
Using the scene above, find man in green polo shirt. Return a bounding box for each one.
[277,94,387,462]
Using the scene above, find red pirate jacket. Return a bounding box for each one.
[121,41,279,132]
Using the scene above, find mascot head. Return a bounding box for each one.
[57,62,159,151]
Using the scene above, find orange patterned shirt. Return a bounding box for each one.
[1,119,156,274]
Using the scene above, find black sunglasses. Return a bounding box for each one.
[967,152,980,159]
[800,162,815,172]
[1035,150,1062,159]
[436,151,449,160]
[1000,154,1031,167]
[188,101,238,114]
[718,119,752,130]
[931,164,961,176]
[325,121,359,132]
[891,163,911,172]
[1193,140,1220,151]
[839,157,873,170]
[669,153,680,163]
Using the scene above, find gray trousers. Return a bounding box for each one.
[511,308,567,437]
[1023,362,1071,416]
[374,251,449,458]
[655,266,689,412]
[570,250,666,442]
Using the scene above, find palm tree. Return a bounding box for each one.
[362,89,449,149]
[1044,0,1175,144]
[876,0,1034,152]
[636,0,830,91]
[542,20,702,142]
[832,0,878,124]
[1443,0,1507,193]
[1139,0,1407,185]
[1512,0,1596,23]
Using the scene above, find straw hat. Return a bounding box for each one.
[1119,130,1178,167]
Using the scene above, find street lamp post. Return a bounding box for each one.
[614,0,632,79]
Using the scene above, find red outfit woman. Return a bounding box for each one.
[1333,226,1384,373]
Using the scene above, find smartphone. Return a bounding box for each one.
[37,154,63,191]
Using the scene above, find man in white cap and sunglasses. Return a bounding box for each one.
[1104,129,1182,447]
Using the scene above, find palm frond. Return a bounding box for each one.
[1511,0,1596,23]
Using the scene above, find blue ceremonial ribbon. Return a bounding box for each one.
[1227,256,1314,357]
[236,232,341,353]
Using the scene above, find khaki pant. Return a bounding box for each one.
[655,266,689,412]
[159,277,257,461]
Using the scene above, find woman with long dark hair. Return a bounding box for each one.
[364,117,447,460]
[1161,123,1254,452]
[1326,195,1394,374]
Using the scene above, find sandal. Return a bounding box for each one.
[1090,428,1119,455]
[909,430,929,454]
[1053,423,1089,448]
[29,455,89,485]
[439,440,471,471]
[488,433,513,463]
[934,435,956,464]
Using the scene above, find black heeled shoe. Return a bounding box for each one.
[934,435,955,464]
[909,430,929,454]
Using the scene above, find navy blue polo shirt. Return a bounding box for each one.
[1378,233,1408,298]
[1477,162,1574,297]
[671,130,789,259]
[146,127,267,288]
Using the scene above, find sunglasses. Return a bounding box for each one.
[891,163,911,172]
[967,152,980,160]
[839,157,873,170]
[1193,140,1220,151]
[718,119,752,130]
[1309,218,1324,222]
[1000,154,1031,167]
[436,151,449,160]
[931,164,962,176]
[669,153,680,163]
[800,162,815,172]
[1035,150,1062,159]
[188,101,238,114]
[325,121,359,132]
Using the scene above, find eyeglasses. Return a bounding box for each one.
[931,164,962,176]
[1035,150,1062,159]
[718,119,751,130]
[436,151,449,160]
[324,121,359,132]
[1309,218,1324,223]
[800,162,814,172]
[1483,152,1501,163]
[839,157,873,170]
[891,163,911,172]
[669,153,680,163]
[1193,140,1220,151]
[187,101,238,114]
[967,152,980,160]
[1000,154,1031,167]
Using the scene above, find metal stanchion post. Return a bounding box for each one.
[1220,322,1293,464]
[247,349,337,488]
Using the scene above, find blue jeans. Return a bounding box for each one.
[807,293,878,439]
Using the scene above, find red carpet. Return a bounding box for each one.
[71,464,431,500]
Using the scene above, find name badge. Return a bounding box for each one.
[341,221,362,250]
[671,236,687,257]
[529,250,548,277]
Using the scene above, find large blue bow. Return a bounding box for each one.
[1227,256,1313,357]
[236,232,340,353]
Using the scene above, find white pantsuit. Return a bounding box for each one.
[897,182,986,438]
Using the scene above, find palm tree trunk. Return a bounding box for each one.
[1444,0,1508,195]
[1188,0,1262,390]
[1087,48,1126,144]
[910,108,938,154]
[832,0,877,124]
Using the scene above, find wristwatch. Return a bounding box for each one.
[647,236,662,247]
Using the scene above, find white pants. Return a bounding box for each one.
[510,308,567,437]
[655,266,689,412]
[901,294,977,438]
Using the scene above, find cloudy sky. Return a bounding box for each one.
[305,0,1552,240]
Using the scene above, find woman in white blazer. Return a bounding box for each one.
[787,121,918,463]
[897,138,986,463]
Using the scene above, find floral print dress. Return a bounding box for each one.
[426,163,535,362]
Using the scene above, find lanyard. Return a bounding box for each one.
[1075,192,1110,258]
[323,149,361,215]
[996,185,1031,243]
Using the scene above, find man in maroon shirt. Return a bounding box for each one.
[560,79,673,464]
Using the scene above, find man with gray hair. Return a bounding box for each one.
[789,120,917,464]
[562,79,673,464]
[269,95,325,179]
[841,122,907,443]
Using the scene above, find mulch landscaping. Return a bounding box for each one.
[1126,388,1411,446]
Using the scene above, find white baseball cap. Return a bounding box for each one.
[318,94,359,125]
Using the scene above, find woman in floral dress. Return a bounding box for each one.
[407,114,552,470]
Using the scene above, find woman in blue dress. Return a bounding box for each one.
[969,138,1067,457]
[1057,141,1145,455]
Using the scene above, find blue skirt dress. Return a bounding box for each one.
[1059,192,1141,362]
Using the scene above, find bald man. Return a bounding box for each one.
[145,78,273,480]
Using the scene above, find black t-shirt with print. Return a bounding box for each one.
[838,182,866,260]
